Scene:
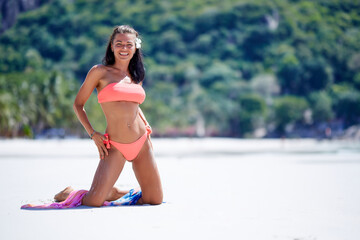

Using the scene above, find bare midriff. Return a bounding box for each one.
[100,101,146,143]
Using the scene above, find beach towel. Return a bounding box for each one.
[21,188,142,209]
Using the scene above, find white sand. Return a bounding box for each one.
[0,138,359,240]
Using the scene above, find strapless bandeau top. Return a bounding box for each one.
[97,82,146,104]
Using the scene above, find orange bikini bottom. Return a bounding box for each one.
[103,126,152,161]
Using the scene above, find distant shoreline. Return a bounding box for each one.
[1,138,359,159]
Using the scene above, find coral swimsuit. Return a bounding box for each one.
[97,82,152,161]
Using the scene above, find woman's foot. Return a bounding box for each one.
[106,187,129,201]
[54,186,74,202]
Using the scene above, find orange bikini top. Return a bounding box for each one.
[97,82,145,104]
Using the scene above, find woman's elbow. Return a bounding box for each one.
[73,102,84,113]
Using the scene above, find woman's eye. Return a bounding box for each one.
[127,44,133,47]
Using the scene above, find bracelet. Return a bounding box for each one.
[89,130,96,139]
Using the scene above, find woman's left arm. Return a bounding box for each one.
[138,107,150,128]
[138,82,151,127]
[138,106,153,149]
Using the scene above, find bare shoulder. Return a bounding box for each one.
[84,64,107,82]
[88,64,107,76]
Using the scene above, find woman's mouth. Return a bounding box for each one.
[119,52,129,56]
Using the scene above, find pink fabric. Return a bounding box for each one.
[21,190,89,209]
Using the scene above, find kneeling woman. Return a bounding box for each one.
[22,25,163,209]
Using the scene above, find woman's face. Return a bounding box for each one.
[111,33,137,62]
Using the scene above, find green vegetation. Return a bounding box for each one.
[1,0,360,138]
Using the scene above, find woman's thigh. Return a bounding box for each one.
[82,147,126,206]
[132,138,163,204]
[132,137,163,205]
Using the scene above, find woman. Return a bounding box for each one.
[22,25,163,209]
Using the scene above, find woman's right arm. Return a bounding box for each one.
[73,65,109,159]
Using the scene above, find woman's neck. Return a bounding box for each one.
[112,61,129,73]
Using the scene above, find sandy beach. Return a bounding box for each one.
[0,138,359,240]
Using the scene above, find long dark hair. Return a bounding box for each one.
[102,25,145,84]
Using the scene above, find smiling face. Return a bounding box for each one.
[111,33,137,62]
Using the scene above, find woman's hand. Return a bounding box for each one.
[91,132,109,160]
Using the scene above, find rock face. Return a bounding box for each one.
[0,0,50,34]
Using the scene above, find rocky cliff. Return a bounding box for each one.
[0,0,50,34]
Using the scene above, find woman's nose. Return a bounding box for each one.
[120,44,128,49]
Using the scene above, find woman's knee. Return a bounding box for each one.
[142,193,163,205]
[82,193,105,207]
[148,198,163,205]
[84,199,104,207]
[149,199,163,205]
